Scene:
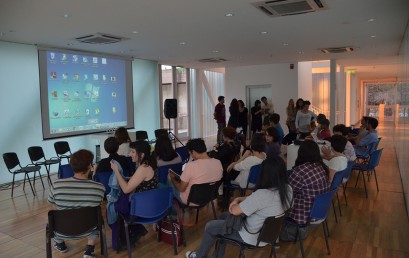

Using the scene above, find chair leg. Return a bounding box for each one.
[343,184,348,206]
[211,201,217,220]
[11,174,16,197]
[270,245,277,258]
[169,217,178,255]
[101,225,108,258]
[124,222,132,258]
[336,192,342,216]
[362,171,368,198]
[297,227,306,258]
[195,209,200,224]
[373,169,379,192]
[25,173,36,196]
[354,170,360,188]
[45,165,53,186]
[332,200,338,223]
[37,170,45,189]
[323,222,331,255]
[46,224,52,258]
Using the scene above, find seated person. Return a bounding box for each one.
[354,117,379,157]
[154,135,182,167]
[226,134,266,188]
[348,116,369,144]
[114,127,131,156]
[168,138,223,205]
[332,124,356,162]
[94,137,130,175]
[321,135,348,182]
[208,127,241,173]
[265,127,281,158]
[317,119,331,140]
[287,140,330,226]
[185,157,293,258]
[269,113,284,143]
[312,113,326,135]
[48,149,105,258]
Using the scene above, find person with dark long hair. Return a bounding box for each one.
[227,98,239,128]
[154,135,182,167]
[114,127,131,156]
[185,157,293,258]
[288,140,329,225]
[250,100,263,135]
[237,100,248,136]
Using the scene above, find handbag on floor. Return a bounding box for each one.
[157,218,183,246]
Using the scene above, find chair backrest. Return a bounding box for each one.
[157,163,183,184]
[28,146,45,163]
[341,161,354,182]
[129,187,173,219]
[154,129,168,139]
[330,168,346,190]
[54,141,71,156]
[48,206,103,237]
[374,137,382,150]
[135,131,149,141]
[187,181,221,207]
[246,164,262,187]
[3,152,21,170]
[58,164,74,179]
[175,146,189,163]
[369,148,383,170]
[256,212,287,247]
[94,171,112,194]
[308,189,337,223]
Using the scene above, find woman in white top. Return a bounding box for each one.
[322,134,348,182]
[295,100,317,139]
[114,127,131,156]
[227,134,266,188]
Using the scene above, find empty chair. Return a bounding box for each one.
[157,163,183,185]
[155,129,169,139]
[46,206,107,258]
[215,212,288,258]
[58,164,74,179]
[94,171,112,195]
[330,169,346,222]
[175,146,190,164]
[54,141,72,165]
[28,146,59,185]
[284,188,338,258]
[135,130,149,141]
[183,181,221,224]
[3,152,43,197]
[341,161,354,206]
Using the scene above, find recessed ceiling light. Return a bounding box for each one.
[212,50,219,53]
[132,31,139,34]
[298,51,304,54]
[283,43,289,46]
[371,35,376,38]
[225,13,234,17]
[179,42,186,45]
[260,31,268,35]
[63,14,70,18]
[368,18,376,22]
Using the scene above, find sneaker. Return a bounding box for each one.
[186,251,197,258]
[53,241,68,253]
[83,245,95,258]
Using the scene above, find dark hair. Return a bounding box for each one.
[70,149,94,174]
[255,157,291,208]
[238,100,245,108]
[114,127,131,145]
[261,96,267,101]
[129,140,157,169]
[295,98,304,110]
[330,135,348,153]
[321,119,330,127]
[265,127,280,143]
[367,117,378,129]
[317,114,326,123]
[254,100,261,106]
[295,140,329,175]
[222,127,237,140]
[154,135,178,161]
[269,113,280,124]
[302,100,311,107]
[218,96,225,102]
[250,133,266,152]
[333,124,348,136]
[104,137,119,154]
[229,98,239,112]
[186,138,207,154]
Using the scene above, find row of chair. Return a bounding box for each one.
[2,141,72,197]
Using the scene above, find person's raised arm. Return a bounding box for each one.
[111,161,146,194]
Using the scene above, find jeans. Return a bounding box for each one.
[217,123,226,143]
[196,212,244,258]
[54,229,99,243]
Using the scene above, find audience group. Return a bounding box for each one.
[48,94,380,258]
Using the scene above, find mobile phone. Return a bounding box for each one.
[169,169,181,182]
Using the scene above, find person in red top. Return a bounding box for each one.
[318,119,331,140]
[214,96,226,143]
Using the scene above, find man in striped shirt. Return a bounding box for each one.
[48,149,105,258]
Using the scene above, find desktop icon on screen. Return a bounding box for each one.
[83,57,88,63]
[102,74,106,81]
[73,73,79,80]
[72,55,78,62]
[62,54,67,61]
[101,58,107,64]
[51,91,58,98]
[50,52,55,60]
[84,74,88,80]
[85,108,90,116]
[111,92,117,98]
[93,57,98,64]
[93,74,98,80]
[50,71,57,78]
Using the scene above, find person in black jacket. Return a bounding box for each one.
[94,137,131,175]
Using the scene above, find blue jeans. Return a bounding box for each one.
[196,212,244,258]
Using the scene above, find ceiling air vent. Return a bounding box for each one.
[75,33,129,44]
[320,47,354,54]
[252,0,328,17]
[198,58,227,63]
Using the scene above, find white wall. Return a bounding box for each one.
[298,62,313,102]
[225,63,298,132]
[0,41,159,184]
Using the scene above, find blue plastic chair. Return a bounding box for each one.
[224,164,261,196]
[352,148,383,198]
[121,187,181,257]
[330,163,353,222]
[157,163,183,185]
[58,164,74,179]
[341,161,355,206]
[94,171,112,195]
[284,188,338,258]
[175,146,189,164]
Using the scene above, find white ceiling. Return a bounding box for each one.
[1,0,408,80]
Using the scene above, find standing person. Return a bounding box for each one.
[227,98,239,129]
[114,127,131,156]
[250,100,263,136]
[237,100,249,136]
[214,96,226,143]
[185,157,293,258]
[295,98,304,114]
[48,149,105,258]
[282,99,298,145]
[295,100,317,139]
[261,96,274,124]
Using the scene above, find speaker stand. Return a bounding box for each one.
[167,118,185,148]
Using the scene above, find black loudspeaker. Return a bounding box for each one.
[164,99,177,119]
